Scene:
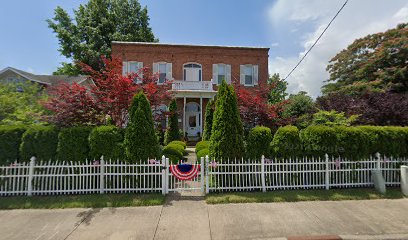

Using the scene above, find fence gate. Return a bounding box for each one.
[163,157,204,194]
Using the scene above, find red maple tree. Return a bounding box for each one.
[232,79,288,128]
[42,82,103,126]
[44,56,173,127]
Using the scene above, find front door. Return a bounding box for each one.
[185,102,201,137]
[186,111,199,136]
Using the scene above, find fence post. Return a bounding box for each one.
[261,155,266,192]
[205,155,210,194]
[99,156,105,194]
[165,157,169,194]
[325,154,330,190]
[200,157,205,194]
[376,152,381,170]
[27,156,36,196]
[161,155,166,195]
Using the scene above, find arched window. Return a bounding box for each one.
[183,63,202,81]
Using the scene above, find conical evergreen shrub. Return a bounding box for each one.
[202,99,215,141]
[209,80,244,160]
[164,99,181,145]
[124,92,160,162]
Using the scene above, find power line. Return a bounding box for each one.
[283,0,349,81]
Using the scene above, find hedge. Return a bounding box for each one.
[169,140,187,149]
[300,125,338,157]
[20,126,59,161]
[270,125,302,159]
[0,125,27,164]
[162,144,184,164]
[197,148,209,160]
[57,126,93,162]
[334,126,370,159]
[246,126,272,159]
[195,141,209,153]
[89,125,124,160]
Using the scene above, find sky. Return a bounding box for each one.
[0,0,407,97]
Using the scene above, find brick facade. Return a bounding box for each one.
[111,42,269,83]
[111,42,269,139]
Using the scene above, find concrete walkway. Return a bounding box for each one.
[1,198,408,240]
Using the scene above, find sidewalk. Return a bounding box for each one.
[1,197,408,240]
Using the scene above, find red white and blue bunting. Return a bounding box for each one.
[170,164,201,180]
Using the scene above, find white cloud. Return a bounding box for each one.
[271,42,279,47]
[268,0,408,98]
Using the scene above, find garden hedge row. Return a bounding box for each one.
[20,126,59,162]
[0,125,27,164]
[57,126,93,162]
[271,125,408,159]
[89,126,124,161]
[245,126,272,159]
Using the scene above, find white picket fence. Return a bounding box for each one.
[0,154,407,196]
[205,154,408,193]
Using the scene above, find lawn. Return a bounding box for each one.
[206,188,405,204]
[0,193,165,210]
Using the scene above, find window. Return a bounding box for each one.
[183,63,202,81]
[218,65,226,84]
[158,63,167,83]
[244,65,253,85]
[153,62,172,84]
[240,64,258,86]
[122,61,143,83]
[213,64,231,85]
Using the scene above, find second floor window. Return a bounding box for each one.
[153,62,172,84]
[212,63,231,85]
[240,64,258,86]
[122,61,143,82]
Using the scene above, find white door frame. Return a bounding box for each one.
[183,63,202,81]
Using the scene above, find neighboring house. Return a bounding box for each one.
[112,41,269,139]
[0,67,92,88]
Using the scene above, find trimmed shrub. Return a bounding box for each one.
[167,143,186,156]
[210,80,245,160]
[195,141,209,153]
[270,125,301,158]
[300,125,338,157]
[57,126,93,162]
[358,126,408,157]
[0,125,27,164]
[197,148,209,160]
[89,125,124,160]
[169,140,187,149]
[203,99,215,141]
[164,100,181,145]
[20,126,59,161]
[246,126,272,159]
[162,144,184,164]
[334,126,370,159]
[124,92,160,162]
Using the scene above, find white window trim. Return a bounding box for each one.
[183,62,202,81]
[154,61,172,85]
[241,64,258,87]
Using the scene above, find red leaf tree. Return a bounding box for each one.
[44,56,173,127]
[232,79,289,129]
[42,82,103,126]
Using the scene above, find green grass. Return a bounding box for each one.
[206,188,405,204]
[0,193,165,210]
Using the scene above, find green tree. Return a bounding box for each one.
[267,73,288,104]
[124,92,160,162]
[210,81,244,160]
[47,0,157,75]
[202,99,215,141]
[164,99,181,145]
[324,23,408,95]
[0,82,47,125]
[311,110,359,127]
[282,91,315,128]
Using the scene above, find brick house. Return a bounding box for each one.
[111,41,269,139]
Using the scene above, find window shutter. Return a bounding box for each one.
[212,64,218,84]
[253,65,258,85]
[240,65,245,85]
[122,61,128,76]
[226,64,231,84]
[138,62,144,80]
[166,63,172,80]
